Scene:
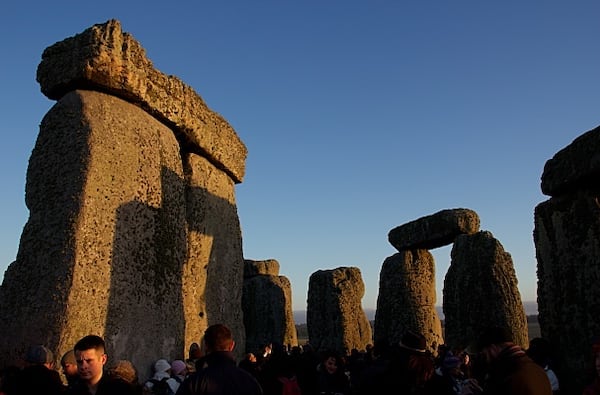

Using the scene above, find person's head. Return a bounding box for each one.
[60,350,78,381]
[321,350,342,375]
[399,330,428,355]
[442,354,462,377]
[24,345,54,369]
[153,359,171,377]
[471,326,513,380]
[475,326,513,359]
[74,335,107,386]
[527,337,551,367]
[203,324,235,353]
[407,353,435,385]
[189,342,202,360]
[171,359,187,377]
[108,360,138,384]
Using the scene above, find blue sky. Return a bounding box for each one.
[1,1,599,312]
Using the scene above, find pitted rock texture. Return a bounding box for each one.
[443,231,528,350]
[388,208,480,251]
[244,259,280,277]
[0,20,248,378]
[36,19,246,183]
[242,269,297,354]
[540,125,600,196]
[374,250,443,354]
[0,90,188,373]
[307,267,372,355]
[534,191,600,393]
[183,151,246,362]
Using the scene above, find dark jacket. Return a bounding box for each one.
[66,374,138,395]
[17,364,66,395]
[176,351,263,395]
[483,344,552,395]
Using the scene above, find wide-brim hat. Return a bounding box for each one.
[398,330,427,354]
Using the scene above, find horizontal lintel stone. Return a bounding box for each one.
[36,19,246,183]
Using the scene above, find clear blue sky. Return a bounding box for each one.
[1,1,599,312]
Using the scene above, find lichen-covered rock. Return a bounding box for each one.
[540,125,600,196]
[374,250,443,353]
[0,20,248,377]
[244,259,280,277]
[184,151,246,361]
[36,19,246,183]
[388,208,480,251]
[0,90,187,372]
[242,273,297,354]
[443,231,528,350]
[307,267,372,354]
[534,191,600,393]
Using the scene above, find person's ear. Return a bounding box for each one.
[228,340,235,352]
[101,353,108,365]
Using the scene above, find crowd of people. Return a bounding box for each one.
[1,324,599,395]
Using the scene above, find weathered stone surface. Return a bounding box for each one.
[443,231,528,350]
[244,259,280,277]
[307,267,372,355]
[374,250,443,353]
[36,19,246,183]
[242,272,297,354]
[540,125,600,196]
[183,151,246,363]
[0,90,188,375]
[388,208,480,251]
[534,191,600,393]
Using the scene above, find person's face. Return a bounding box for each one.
[75,348,107,385]
[324,356,338,374]
[61,360,79,378]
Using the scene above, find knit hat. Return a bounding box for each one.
[171,359,187,375]
[25,345,53,364]
[154,358,171,373]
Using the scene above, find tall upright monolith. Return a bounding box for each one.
[0,20,247,378]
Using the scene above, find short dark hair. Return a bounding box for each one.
[74,335,105,353]
[204,324,233,352]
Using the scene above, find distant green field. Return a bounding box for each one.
[296,317,541,348]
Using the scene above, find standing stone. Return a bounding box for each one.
[307,267,372,355]
[374,250,443,353]
[443,231,528,350]
[242,259,298,354]
[0,20,247,377]
[184,152,246,358]
[534,125,600,394]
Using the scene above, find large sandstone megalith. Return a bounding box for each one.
[242,259,298,354]
[534,125,600,394]
[443,231,528,350]
[377,208,478,353]
[0,20,247,377]
[374,250,443,353]
[307,267,372,354]
[388,208,480,251]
